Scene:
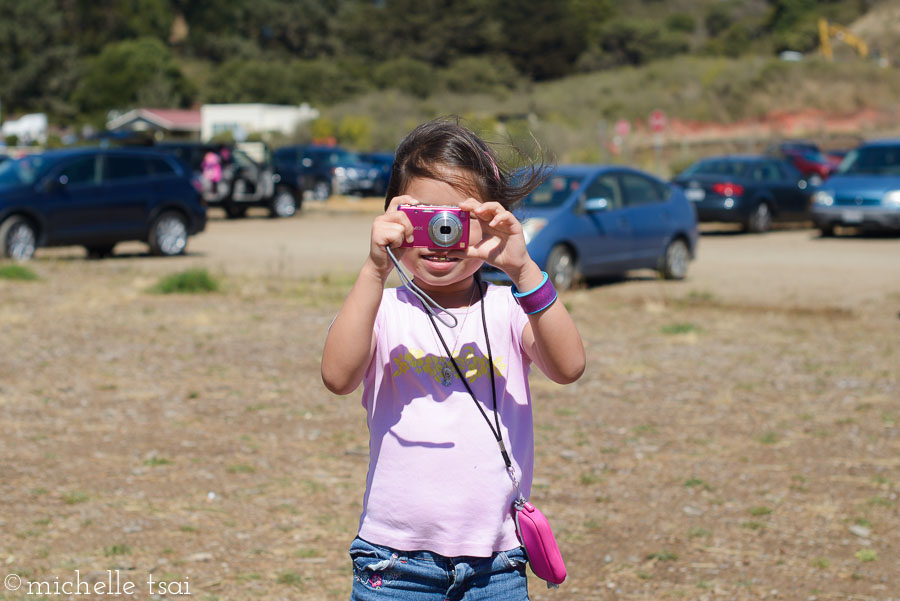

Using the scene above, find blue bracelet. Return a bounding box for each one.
[512,271,548,297]
[511,271,558,314]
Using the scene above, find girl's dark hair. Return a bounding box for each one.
[383,117,550,211]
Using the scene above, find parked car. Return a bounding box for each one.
[482,165,699,290]
[825,149,849,170]
[0,148,206,260]
[153,141,301,218]
[672,155,813,233]
[811,138,900,235]
[766,140,835,184]
[358,151,394,197]
[272,144,382,200]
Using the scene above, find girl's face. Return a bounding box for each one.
[399,174,485,294]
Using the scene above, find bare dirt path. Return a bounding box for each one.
[74,201,900,312]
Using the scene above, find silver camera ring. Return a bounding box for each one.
[428,211,463,247]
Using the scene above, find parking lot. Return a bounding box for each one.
[47,200,900,311]
[3,204,899,601]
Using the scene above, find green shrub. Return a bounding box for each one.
[661,322,701,335]
[373,57,437,98]
[150,269,220,294]
[0,264,39,281]
[338,115,374,149]
[439,56,521,96]
[666,13,696,34]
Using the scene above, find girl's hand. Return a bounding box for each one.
[454,199,541,285]
[366,195,419,280]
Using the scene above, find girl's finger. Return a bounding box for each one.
[375,221,409,248]
[386,195,419,213]
[459,198,481,213]
[471,201,505,221]
[380,210,414,239]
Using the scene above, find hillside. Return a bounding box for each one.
[316,53,900,173]
[1,0,898,169]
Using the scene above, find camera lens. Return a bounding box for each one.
[428,211,463,247]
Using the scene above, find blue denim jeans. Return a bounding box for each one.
[349,536,529,601]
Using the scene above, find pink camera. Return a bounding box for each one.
[399,205,470,249]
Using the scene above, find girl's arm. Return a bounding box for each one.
[456,200,586,384]
[321,197,418,394]
[511,261,586,385]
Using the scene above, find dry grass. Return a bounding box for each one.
[0,255,897,601]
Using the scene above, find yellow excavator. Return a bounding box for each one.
[818,18,868,61]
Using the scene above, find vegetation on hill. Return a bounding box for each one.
[0,0,895,160]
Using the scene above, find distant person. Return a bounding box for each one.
[321,118,585,599]
[201,149,222,199]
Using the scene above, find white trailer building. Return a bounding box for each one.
[200,103,319,142]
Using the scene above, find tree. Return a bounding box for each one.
[336,0,501,66]
[493,0,588,80]
[0,0,80,117]
[73,37,194,118]
[206,57,369,106]
[59,0,174,53]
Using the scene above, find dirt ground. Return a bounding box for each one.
[1,201,898,601]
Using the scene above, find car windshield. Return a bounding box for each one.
[519,175,582,208]
[680,159,750,178]
[0,155,49,187]
[321,149,359,165]
[231,149,257,168]
[837,146,900,176]
[800,150,829,163]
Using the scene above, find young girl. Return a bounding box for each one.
[321,118,585,600]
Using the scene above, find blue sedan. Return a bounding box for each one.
[812,139,900,235]
[483,165,699,290]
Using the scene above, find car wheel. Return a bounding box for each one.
[148,211,188,256]
[225,203,248,219]
[818,224,835,237]
[85,244,115,259]
[270,187,298,218]
[745,202,771,233]
[659,238,689,280]
[0,216,37,260]
[313,180,331,201]
[546,245,578,291]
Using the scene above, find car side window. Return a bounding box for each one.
[57,156,98,186]
[751,162,781,182]
[621,173,664,207]
[584,174,623,210]
[105,156,151,181]
[148,157,176,175]
[777,161,802,181]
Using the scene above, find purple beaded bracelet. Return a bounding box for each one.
[511,271,558,314]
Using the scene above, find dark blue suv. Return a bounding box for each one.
[0,148,206,260]
[272,144,382,200]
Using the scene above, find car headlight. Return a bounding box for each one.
[884,190,900,207]
[813,190,834,206]
[520,218,547,245]
[333,167,346,177]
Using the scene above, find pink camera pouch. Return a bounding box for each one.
[514,499,567,586]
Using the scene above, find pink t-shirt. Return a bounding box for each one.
[357,283,533,557]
